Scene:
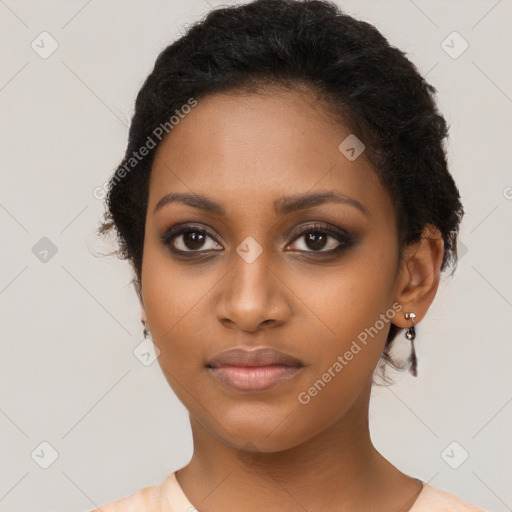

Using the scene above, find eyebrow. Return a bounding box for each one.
[153,191,368,216]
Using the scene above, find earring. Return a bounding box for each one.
[404,312,418,377]
[141,318,150,339]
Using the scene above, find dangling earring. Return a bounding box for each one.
[141,318,150,339]
[404,312,417,377]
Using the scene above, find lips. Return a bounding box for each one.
[207,347,303,368]
[207,347,304,392]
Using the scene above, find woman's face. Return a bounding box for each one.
[141,87,405,452]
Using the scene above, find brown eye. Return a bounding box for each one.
[299,232,332,251]
[287,223,354,254]
[179,231,208,251]
[161,225,223,253]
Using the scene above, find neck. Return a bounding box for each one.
[175,383,420,511]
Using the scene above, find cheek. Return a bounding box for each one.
[286,242,398,390]
[140,246,221,370]
[291,243,397,344]
[292,265,393,379]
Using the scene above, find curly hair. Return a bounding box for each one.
[99,0,464,376]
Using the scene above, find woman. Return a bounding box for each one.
[95,0,483,510]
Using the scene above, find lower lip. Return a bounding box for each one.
[209,365,302,392]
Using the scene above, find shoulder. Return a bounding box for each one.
[90,482,164,512]
[411,483,486,511]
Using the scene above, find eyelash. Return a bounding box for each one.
[160,222,355,257]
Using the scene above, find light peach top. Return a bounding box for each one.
[92,471,486,512]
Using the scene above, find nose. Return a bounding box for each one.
[215,248,292,333]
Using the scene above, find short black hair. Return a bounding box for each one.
[99,0,464,375]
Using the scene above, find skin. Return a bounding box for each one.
[139,86,444,512]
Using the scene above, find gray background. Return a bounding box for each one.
[1,0,511,510]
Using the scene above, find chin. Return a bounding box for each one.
[201,404,319,454]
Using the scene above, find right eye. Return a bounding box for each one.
[161,225,224,254]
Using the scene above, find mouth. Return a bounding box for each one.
[208,365,303,392]
[206,347,304,392]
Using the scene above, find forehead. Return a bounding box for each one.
[148,88,392,222]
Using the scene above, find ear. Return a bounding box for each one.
[393,224,444,327]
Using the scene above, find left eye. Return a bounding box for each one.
[287,226,348,253]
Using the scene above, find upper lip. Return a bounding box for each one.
[207,347,303,368]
